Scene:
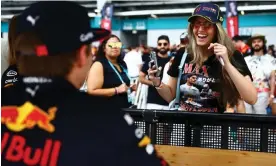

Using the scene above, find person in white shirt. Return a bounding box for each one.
[244,34,275,114]
[124,46,143,83]
[1,39,9,76]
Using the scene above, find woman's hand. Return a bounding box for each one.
[208,43,231,67]
[116,83,129,94]
[130,84,137,91]
[148,65,162,87]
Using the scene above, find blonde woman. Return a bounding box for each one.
[148,3,257,113]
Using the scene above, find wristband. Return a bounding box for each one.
[115,87,118,95]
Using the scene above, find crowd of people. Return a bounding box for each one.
[1,1,276,165]
[82,29,276,115]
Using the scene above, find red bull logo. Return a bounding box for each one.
[2,102,61,165]
[1,102,57,133]
[2,132,61,166]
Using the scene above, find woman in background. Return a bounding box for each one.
[87,35,135,108]
[2,15,19,88]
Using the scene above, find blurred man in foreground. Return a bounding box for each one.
[1,1,168,166]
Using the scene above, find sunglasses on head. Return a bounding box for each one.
[107,42,122,49]
[158,42,168,47]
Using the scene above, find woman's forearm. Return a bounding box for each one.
[225,63,257,105]
[156,84,174,103]
[88,88,116,97]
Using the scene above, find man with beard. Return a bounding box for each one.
[139,35,171,109]
[139,35,171,145]
[244,34,275,114]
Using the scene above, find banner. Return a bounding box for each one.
[225,1,239,38]
[100,3,113,31]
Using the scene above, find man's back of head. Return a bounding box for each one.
[1,2,168,166]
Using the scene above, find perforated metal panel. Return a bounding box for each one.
[200,125,222,149]
[268,128,276,153]
[128,109,276,153]
[170,124,186,146]
[228,127,261,152]
[155,123,174,145]
[134,121,146,133]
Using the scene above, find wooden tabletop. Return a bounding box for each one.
[155,145,276,166]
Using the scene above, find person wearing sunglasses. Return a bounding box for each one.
[87,35,135,108]
[148,3,257,113]
[139,35,171,110]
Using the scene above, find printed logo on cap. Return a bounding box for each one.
[7,70,17,77]
[26,15,40,26]
[80,32,94,42]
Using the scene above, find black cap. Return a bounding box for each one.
[188,3,224,24]
[16,1,110,56]
[232,35,243,41]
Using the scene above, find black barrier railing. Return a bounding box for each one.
[123,109,276,153]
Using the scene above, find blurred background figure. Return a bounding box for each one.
[232,35,251,57]
[124,45,143,83]
[1,36,9,76]
[244,34,275,114]
[87,35,135,108]
[139,35,171,110]
[179,32,189,50]
[1,15,19,88]
[268,44,276,58]
[91,46,98,61]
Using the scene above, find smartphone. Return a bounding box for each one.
[149,51,161,77]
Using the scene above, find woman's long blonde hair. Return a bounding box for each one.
[187,22,242,107]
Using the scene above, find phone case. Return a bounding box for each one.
[149,51,161,77]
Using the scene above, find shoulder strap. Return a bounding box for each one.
[174,50,188,108]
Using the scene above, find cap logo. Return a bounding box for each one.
[80,32,94,42]
[26,15,40,26]
[195,7,201,13]
[202,7,217,14]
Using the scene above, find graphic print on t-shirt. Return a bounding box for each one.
[179,63,221,113]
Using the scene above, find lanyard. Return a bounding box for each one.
[107,61,130,84]
[108,60,133,103]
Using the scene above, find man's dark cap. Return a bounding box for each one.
[16,1,110,56]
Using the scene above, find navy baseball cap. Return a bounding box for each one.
[16,1,110,56]
[188,3,224,24]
